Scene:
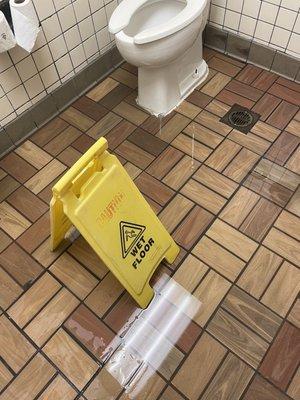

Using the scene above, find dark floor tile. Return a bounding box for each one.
[216,89,254,109]
[0,243,43,287]
[0,175,20,202]
[30,118,69,147]
[252,94,281,121]
[225,80,263,101]
[71,134,96,154]
[7,187,48,223]
[260,322,300,390]
[99,84,132,110]
[268,83,300,107]
[141,112,175,135]
[244,375,290,400]
[236,64,262,84]
[128,128,168,157]
[187,90,212,108]
[252,70,278,91]
[146,146,183,180]
[17,212,50,254]
[57,146,82,167]
[135,172,174,206]
[267,101,299,130]
[106,120,136,150]
[173,206,213,249]
[265,131,300,166]
[72,96,108,121]
[0,153,37,183]
[115,140,155,169]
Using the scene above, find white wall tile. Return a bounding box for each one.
[24,75,44,98]
[70,44,86,67]
[40,64,59,88]
[33,0,56,21]
[15,56,38,81]
[224,9,241,31]
[7,86,29,109]
[210,5,225,25]
[259,2,279,24]
[79,16,94,40]
[42,14,62,41]
[64,26,82,50]
[49,35,68,60]
[55,54,73,78]
[271,26,291,48]
[0,95,14,120]
[0,67,21,92]
[0,54,12,73]
[242,0,261,18]
[276,8,297,30]
[33,45,53,71]
[254,20,273,42]
[288,32,300,54]
[73,0,90,21]
[92,7,107,30]
[58,4,77,31]
[227,0,243,13]
[239,15,257,36]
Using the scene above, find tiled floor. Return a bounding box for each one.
[0,48,300,400]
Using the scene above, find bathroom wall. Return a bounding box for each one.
[0,0,118,128]
[208,0,300,59]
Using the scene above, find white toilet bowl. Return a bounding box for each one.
[109,0,210,116]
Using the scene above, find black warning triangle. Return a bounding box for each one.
[120,221,146,259]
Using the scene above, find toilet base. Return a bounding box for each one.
[136,37,209,116]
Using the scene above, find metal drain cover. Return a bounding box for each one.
[220,104,260,134]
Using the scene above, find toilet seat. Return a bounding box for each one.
[109,0,207,44]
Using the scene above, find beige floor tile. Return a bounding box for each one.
[176,100,201,119]
[287,367,300,400]
[205,139,241,172]
[25,288,80,346]
[38,375,77,400]
[184,122,223,149]
[87,112,122,139]
[0,361,13,391]
[263,228,300,266]
[86,77,119,101]
[172,133,212,162]
[157,114,190,143]
[0,267,23,310]
[61,107,95,131]
[287,299,300,328]
[8,272,61,327]
[43,329,99,390]
[262,261,300,317]
[194,270,231,326]
[84,368,122,400]
[113,101,148,125]
[158,194,194,233]
[25,159,66,194]
[50,253,98,300]
[173,254,208,292]
[15,141,52,169]
[173,332,227,400]
[195,109,232,136]
[111,67,137,89]
[274,210,300,241]
[163,155,200,191]
[0,202,31,239]
[200,72,232,97]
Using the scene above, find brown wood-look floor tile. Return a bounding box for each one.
[251,121,281,142]
[193,165,238,198]
[1,354,55,400]
[0,175,20,202]
[105,120,136,150]
[0,361,13,392]
[141,112,175,135]
[205,99,230,117]
[60,106,95,131]
[25,287,79,346]
[86,77,119,102]
[15,140,53,170]
[193,236,245,281]
[252,93,281,121]
[17,212,50,254]
[0,243,43,286]
[68,236,108,279]
[64,304,116,361]
[224,148,260,183]
[236,64,262,84]
[85,273,124,317]
[0,202,31,239]
[0,315,35,373]
[43,329,99,390]
[252,70,278,91]
[274,210,300,241]
[207,308,268,368]
[265,131,300,166]
[205,139,241,172]
[287,299,300,329]
[173,205,214,249]
[195,109,232,136]
[113,101,148,125]
[44,125,81,157]
[202,353,254,400]
[175,99,201,119]
[115,140,155,169]
[160,386,185,400]
[156,113,190,143]
[135,172,174,206]
[0,267,22,310]
[173,332,227,400]
[37,375,77,400]
[146,146,183,180]
[128,128,168,156]
[158,194,194,233]
[267,101,299,130]
[243,375,290,400]
[197,68,218,90]
[268,83,300,106]
[30,117,68,147]
[263,228,300,266]
[186,90,212,108]
[193,270,231,327]
[110,67,138,89]
[237,246,282,299]
[84,368,122,400]
[180,179,226,214]
[200,72,232,97]
[277,76,300,92]
[163,155,200,190]
[173,254,208,292]
[50,253,98,300]
[243,172,293,207]
[7,186,47,223]
[287,367,300,400]
[32,237,70,268]
[71,134,95,153]
[216,89,255,109]
[220,186,260,228]
[285,118,300,138]
[72,95,108,121]
[99,83,133,110]
[207,56,241,76]
[0,229,12,253]
[286,186,300,217]
[226,80,263,101]
[184,121,223,149]
[206,219,258,261]
[8,272,61,328]
[260,322,300,390]
[0,152,37,183]
[285,146,300,174]
[57,146,82,167]
[172,133,212,162]
[254,158,300,191]
[262,261,300,317]
[223,286,282,342]
[228,130,270,155]
[86,112,122,139]
[240,198,282,241]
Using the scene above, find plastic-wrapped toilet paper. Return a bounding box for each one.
[0,11,16,52]
[10,0,40,52]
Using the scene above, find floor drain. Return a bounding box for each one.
[220,104,260,134]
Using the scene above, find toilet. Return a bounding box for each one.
[109,0,210,116]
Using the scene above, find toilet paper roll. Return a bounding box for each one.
[0,11,16,53]
[10,0,40,52]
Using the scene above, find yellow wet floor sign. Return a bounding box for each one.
[50,138,179,308]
